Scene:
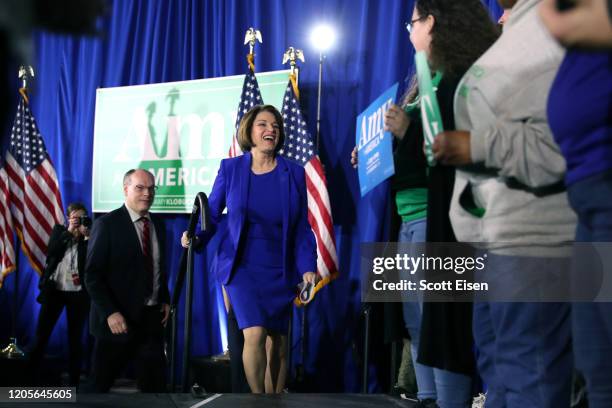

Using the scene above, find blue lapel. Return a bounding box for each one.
[239,152,251,207]
[278,156,290,262]
[237,152,251,243]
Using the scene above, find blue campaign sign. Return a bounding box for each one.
[356,83,398,197]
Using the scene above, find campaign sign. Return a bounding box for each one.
[92,70,289,213]
[356,83,398,197]
[415,51,444,166]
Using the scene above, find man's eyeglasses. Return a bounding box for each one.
[405,16,427,33]
[134,185,158,194]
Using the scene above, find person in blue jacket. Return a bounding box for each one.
[182,104,317,394]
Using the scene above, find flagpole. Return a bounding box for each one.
[310,24,336,157]
[316,52,324,152]
[0,66,33,360]
[282,47,308,389]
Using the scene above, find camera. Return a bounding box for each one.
[78,215,92,228]
[556,0,577,11]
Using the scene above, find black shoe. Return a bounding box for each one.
[414,399,439,408]
[390,384,409,397]
[191,383,207,399]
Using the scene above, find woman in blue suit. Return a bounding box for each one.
[182,105,317,393]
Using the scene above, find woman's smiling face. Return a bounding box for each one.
[250,110,280,154]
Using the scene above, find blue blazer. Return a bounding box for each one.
[201,152,317,287]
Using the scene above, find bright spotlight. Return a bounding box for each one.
[310,24,337,53]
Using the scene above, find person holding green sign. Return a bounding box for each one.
[353,1,499,406]
[434,0,578,407]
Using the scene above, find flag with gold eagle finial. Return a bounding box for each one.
[279,75,338,302]
[229,54,264,157]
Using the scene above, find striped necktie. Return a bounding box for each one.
[140,217,154,297]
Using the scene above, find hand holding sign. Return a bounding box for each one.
[351,146,359,168]
[383,104,411,139]
[432,130,472,166]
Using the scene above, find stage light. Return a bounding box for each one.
[310,24,337,53]
[309,23,338,151]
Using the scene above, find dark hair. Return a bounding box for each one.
[416,0,499,77]
[403,0,500,104]
[237,105,285,154]
[67,202,87,215]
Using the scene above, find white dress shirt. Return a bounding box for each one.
[125,205,161,306]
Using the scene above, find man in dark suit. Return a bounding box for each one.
[85,169,170,392]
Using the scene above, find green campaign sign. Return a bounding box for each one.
[415,51,444,166]
[92,70,290,213]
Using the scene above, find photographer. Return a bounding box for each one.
[28,202,91,387]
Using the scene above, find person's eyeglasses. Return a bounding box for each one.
[134,185,158,194]
[405,16,427,33]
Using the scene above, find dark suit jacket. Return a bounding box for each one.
[37,224,88,304]
[199,152,317,288]
[85,205,170,341]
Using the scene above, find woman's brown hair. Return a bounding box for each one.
[237,104,285,154]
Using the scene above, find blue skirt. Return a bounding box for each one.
[224,236,295,334]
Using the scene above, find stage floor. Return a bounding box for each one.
[3,393,417,408]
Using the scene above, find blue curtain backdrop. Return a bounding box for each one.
[0,0,502,392]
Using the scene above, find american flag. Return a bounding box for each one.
[229,63,263,158]
[279,76,338,288]
[0,156,16,285]
[5,93,65,274]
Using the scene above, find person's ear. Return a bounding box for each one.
[425,14,435,33]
